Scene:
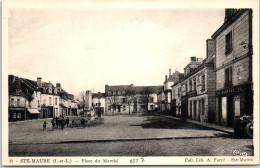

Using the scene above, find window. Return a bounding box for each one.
[123,105,126,111]
[201,75,205,91]
[201,99,205,115]
[38,100,40,107]
[118,91,121,95]
[29,101,31,107]
[13,113,17,119]
[150,105,154,109]
[149,97,154,103]
[225,31,233,55]
[122,98,126,103]
[194,78,197,91]
[10,98,14,105]
[55,98,57,105]
[17,99,20,106]
[17,113,21,119]
[49,97,52,105]
[189,80,192,92]
[225,67,233,87]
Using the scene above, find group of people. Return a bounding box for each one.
[42,116,73,131]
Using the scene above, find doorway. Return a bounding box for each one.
[227,96,234,126]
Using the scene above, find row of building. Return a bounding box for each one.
[87,9,253,127]
[85,84,163,115]
[8,75,78,122]
[157,9,253,127]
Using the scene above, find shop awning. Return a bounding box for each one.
[27,108,40,114]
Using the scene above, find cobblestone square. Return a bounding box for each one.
[9,114,253,156]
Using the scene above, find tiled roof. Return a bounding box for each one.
[92,93,106,98]
[106,85,133,91]
[134,86,164,94]
[106,84,163,94]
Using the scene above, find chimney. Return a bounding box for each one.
[169,69,171,76]
[165,75,168,81]
[190,56,197,62]
[56,83,61,92]
[206,39,216,58]
[224,9,238,22]
[37,77,42,87]
[130,84,133,88]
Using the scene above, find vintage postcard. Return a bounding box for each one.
[2,0,260,166]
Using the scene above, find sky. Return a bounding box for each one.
[8,8,225,97]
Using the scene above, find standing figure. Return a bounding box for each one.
[43,121,47,131]
[51,119,55,130]
[61,118,65,130]
[55,117,59,128]
[66,117,70,127]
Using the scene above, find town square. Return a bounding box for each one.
[5,6,256,162]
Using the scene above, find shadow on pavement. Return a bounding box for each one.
[130,116,212,130]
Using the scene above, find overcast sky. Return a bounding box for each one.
[8,8,225,97]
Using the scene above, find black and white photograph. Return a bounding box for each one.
[2,0,259,166]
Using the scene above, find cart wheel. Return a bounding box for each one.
[245,123,253,138]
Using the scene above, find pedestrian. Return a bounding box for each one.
[61,118,65,130]
[51,118,55,130]
[66,117,69,127]
[55,117,59,128]
[81,118,85,126]
[42,121,47,131]
[72,118,75,128]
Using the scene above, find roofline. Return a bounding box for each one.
[211,9,250,39]
[172,60,214,88]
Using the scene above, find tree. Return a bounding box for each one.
[77,91,87,116]
[107,94,116,115]
[139,87,153,112]
[124,89,136,115]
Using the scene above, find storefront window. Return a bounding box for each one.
[17,113,21,119]
[13,113,16,119]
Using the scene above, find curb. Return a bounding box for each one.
[10,135,217,145]
[160,115,234,134]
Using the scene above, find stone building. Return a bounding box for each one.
[8,75,41,121]
[171,39,216,123]
[92,92,106,114]
[104,84,163,114]
[8,75,78,121]
[212,9,253,126]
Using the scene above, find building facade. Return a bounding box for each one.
[212,9,253,126]
[171,40,216,123]
[8,75,78,121]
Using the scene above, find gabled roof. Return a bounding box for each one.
[106,85,133,91]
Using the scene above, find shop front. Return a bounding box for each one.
[9,107,26,122]
[27,108,40,119]
[215,83,253,127]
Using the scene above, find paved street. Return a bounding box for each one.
[9,114,253,156]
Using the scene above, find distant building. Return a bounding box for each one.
[212,9,253,126]
[157,69,184,114]
[91,84,164,114]
[92,92,106,114]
